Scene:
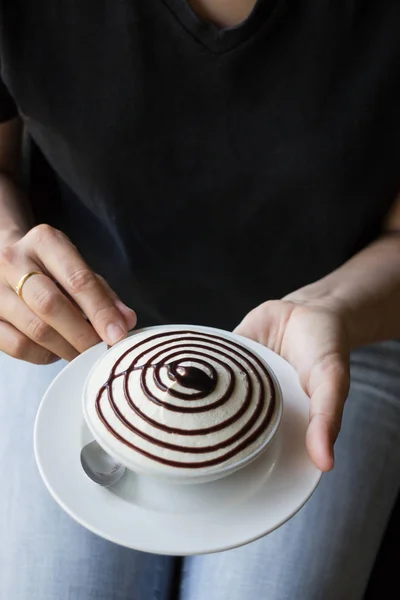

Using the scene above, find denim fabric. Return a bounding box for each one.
[1,342,399,600]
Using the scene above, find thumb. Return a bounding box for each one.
[305,352,350,471]
[233,300,294,353]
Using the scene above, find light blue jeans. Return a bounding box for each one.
[1,341,399,600]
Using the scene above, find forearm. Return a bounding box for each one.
[0,173,32,247]
[0,117,32,247]
[285,232,400,349]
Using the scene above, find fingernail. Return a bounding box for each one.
[106,323,125,345]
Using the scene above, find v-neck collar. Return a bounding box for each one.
[162,0,287,54]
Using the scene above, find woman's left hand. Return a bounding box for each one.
[234,299,351,472]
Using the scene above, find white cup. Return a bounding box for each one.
[82,324,283,485]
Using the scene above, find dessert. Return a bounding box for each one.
[83,326,282,481]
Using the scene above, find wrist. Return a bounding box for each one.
[282,281,360,349]
[283,234,400,350]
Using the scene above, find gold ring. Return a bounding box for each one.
[15,271,43,299]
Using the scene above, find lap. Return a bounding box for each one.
[3,341,400,599]
[0,354,176,600]
[180,341,400,600]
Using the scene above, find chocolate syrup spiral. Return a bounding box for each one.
[95,330,276,469]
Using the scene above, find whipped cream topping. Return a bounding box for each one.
[84,328,280,475]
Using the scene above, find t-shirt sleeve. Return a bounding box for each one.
[0,74,18,122]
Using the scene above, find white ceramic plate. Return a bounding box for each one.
[34,325,321,556]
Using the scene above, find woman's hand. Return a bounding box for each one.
[235,299,351,472]
[0,224,136,364]
[235,224,400,472]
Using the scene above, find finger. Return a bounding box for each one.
[27,226,129,345]
[1,251,102,354]
[16,272,103,353]
[306,412,335,472]
[305,353,350,471]
[0,319,59,365]
[96,274,137,330]
[57,274,137,331]
[0,249,100,353]
[0,284,79,361]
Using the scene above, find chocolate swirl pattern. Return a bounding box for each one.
[85,329,278,472]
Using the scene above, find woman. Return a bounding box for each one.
[0,1,399,598]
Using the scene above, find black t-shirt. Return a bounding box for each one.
[0,1,399,329]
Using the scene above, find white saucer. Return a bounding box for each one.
[34,326,321,555]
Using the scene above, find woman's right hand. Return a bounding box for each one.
[0,224,137,364]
